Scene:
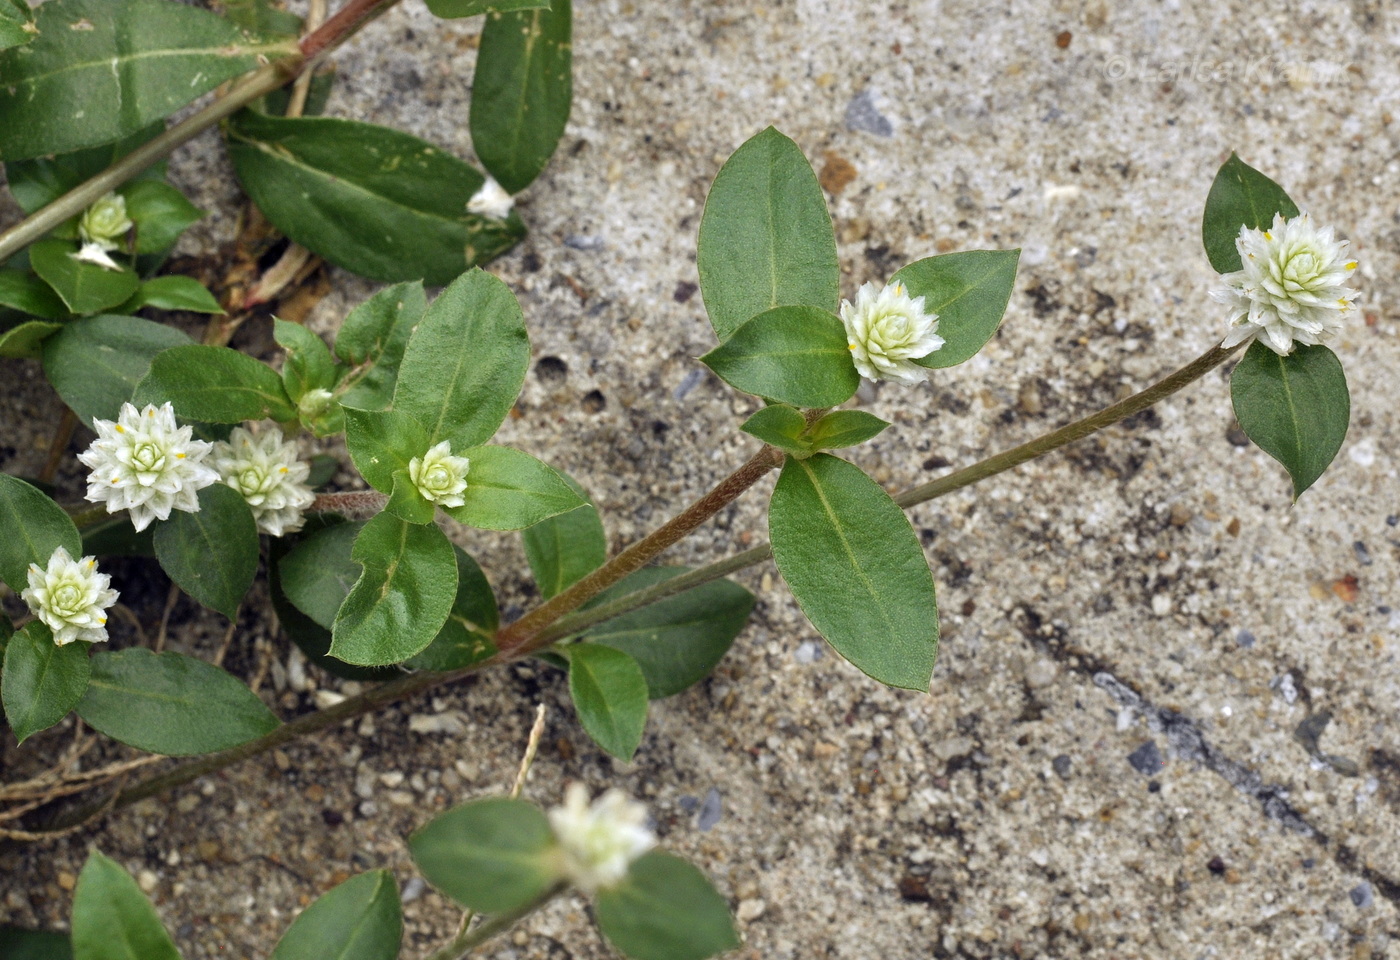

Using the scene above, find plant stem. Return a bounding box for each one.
[421,884,568,960]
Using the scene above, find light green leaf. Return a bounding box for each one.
[385,468,436,525]
[1202,153,1300,274]
[2,622,91,745]
[0,472,81,591]
[274,318,336,403]
[152,484,259,619]
[71,851,180,960]
[739,403,810,456]
[893,249,1021,368]
[697,127,839,341]
[567,643,648,760]
[270,871,402,960]
[1230,340,1349,499]
[41,314,192,427]
[77,648,280,756]
[0,269,69,319]
[119,275,223,315]
[443,445,586,531]
[226,112,525,285]
[3,121,167,215]
[404,546,499,671]
[522,473,604,599]
[135,343,295,422]
[0,0,295,161]
[700,305,858,408]
[769,453,938,691]
[409,797,561,913]
[118,180,203,255]
[333,281,425,411]
[343,407,430,494]
[427,0,551,17]
[595,852,739,960]
[471,0,572,193]
[29,240,138,316]
[0,318,63,358]
[806,409,890,450]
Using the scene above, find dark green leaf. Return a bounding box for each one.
[329,513,458,665]
[278,521,364,630]
[0,318,63,358]
[427,0,551,17]
[595,852,739,960]
[385,468,437,524]
[409,797,561,913]
[739,403,811,456]
[0,0,295,161]
[2,622,91,744]
[893,249,1021,368]
[118,180,203,255]
[806,409,890,450]
[152,484,258,619]
[135,343,295,422]
[522,473,605,599]
[333,281,425,411]
[221,0,302,39]
[274,318,336,402]
[0,472,81,591]
[0,269,69,319]
[700,305,858,408]
[78,649,279,755]
[404,546,498,671]
[342,407,429,494]
[697,127,839,341]
[119,275,223,315]
[306,453,340,489]
[80,513,155,558]
[270,870,402,960]
[0,0,34,54]
[226,112,525,285]
[255,67,336,117]
[567,643,648,760]
[29,240,139,316]
[71,851,180,960]
[443,445,585,531]
[0,926,72,960]
[3,122,166,215]
[471,0,572,193]
[41,314,192,427]
[1230,341,1349,499]
[1202,154,1300,274]
[769,454,938,691]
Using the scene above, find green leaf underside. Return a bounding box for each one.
[41,314,192,427]
[700,305,858,408]
[80,513,155,559]
[0,320,64,359]
[29,239,139,315]
[471,0,572,194]
[135,343,295,422]
[404,546,498,671]
[2,622,91,744]
[76,648,280,755]
[0,0,294,161]
[697,127,839,341]
[152,485,259,619]
[329,513,458,666]
[0,473,82,592]
[522,473,604,599]
[739,403,810,455]
[278,521,365,630]
[334,281,426,411]
[893,249,1021,369]
[768,454,938,691]
[567,643,648,760]
[595,851,740,960]
[226,112,524,285]
[807,409,890,450]
[408,797,560,914]
[269,871,402,960]
[1202,153,1300,274]
[582,567,755,699]
[4,121,167,215]
[1230,341,1349,499]
[121,275,223,314]
[0,269,69,319]
[0,926,73,960]
[343,408,429,495]
[443,445,586,531]
[71,851,180,960]
[427,0,551,18]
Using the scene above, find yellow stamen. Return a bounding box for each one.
[115,424,124,433]
[1263,231,1272,241]
[98,617,106,625]
[176,452,186,458]
[1346,261,1357,271]
[279,466,288,473]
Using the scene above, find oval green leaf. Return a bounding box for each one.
[700,305,858,408]
[0,472,81,592]
[135,343,295,423]
[0,268,69,319]
[41,314,192,427]
[2,622,91,745]
[697,127,839,340]
[270,870,402,960]
[273,318,335,403]
[71,851,180,960]
[29,240,139,316]
[1202,153,1300,274]
[278,521,365,630]
[769,453,938,691]
[4,121,167,215]
[739,403,811,456]
[333,281,426,410]
[152,484,259,619]
[807,409,890,450]
[893,249,1021,368]
[403,546,499,671]
[522,473,605,599]
[595,851,740,960]
[119,180,204,256]
[343,407,430,495]
[118,275,223,315]
[442,445,586,531]
[0,319,63,359]
[567,643,649,760]
[408,797,561,914]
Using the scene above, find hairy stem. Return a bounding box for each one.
[421,884,568,960]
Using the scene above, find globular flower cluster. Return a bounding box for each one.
[209,426,316,537]
[1213,213,1358,356]
[21,547,119,646]
[548,784,655,893]
[73,191,132,271]
[409,441,470,508]
[839,281,945,385]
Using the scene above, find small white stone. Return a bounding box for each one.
[737,898,766,922]
[137,870,158,894]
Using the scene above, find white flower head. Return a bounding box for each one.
[408,441,470,508]
[839,280,945,385]
[210,425,315,537]
[72,242,123,271]
[548,783,656,893]
[21,547,119,646]
[467,176,515,220]
[77,192,132,251]
[76,402,219,532]
[1212,212,1358,356]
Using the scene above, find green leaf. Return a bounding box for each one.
[0,926,72,960]
[118,180,203,255]
[71,851,180,960]
[385,468,437,524]
[697,127,839,341]
[226,112,525,285]
[135,343,295,422]
[404,546,499,671]
[29,240,139,316]
[343,407,430,494]
[409,797,561,913]
[329,513,458,665]
[152,484,259,619]
[221,0,302,39]
[3,122,166,215]
[566,643,648,760]
[333,281,426,412]
[806,409,890,450]
[739,403,811,456]
[1202,154,1300,274]
[0,318,63,358]
[0,472,81,591]
[471,0,572,194]
[443,445,585,531]
[0,0,34,55]
[0,269,69,319]
[41,314,192,427]
[80,513,155,559]
[119,275,223,315]
[582,567,754,699]
[77,648,279,755]
[427,0,551,17]
[522,473,605,599]
[1230,341,1349,499]
[278,521,365,630]
[274,318,336,402]
[2,622,91,745]
[700,305,858,408]
[270,871,402,960]
[0,0,295,161]
[893,249,1021,368]
[393,268,529,449]
[595,852,739,960]
[769,454,938,691]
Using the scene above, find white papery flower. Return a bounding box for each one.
[1213,213,1358,356]
[467,176,515,220]
[839,281,945,384]
[210,426,315,537]
[72,242,123,271]
[78,192,132,250]
[408,441,470,507]
[548,784,656,893]
[21,547,119,646]
[77,402,218,532]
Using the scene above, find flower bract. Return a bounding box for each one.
[21,547,119,646]
[408,441,470,508]
[210,426,316,537]
[548,784,655,893]
[839,281,945,384]
[467,176,515,220]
